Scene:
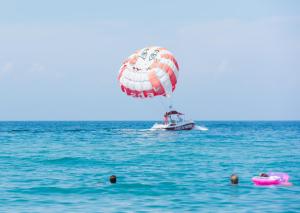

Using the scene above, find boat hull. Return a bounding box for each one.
[165,122,195,131]
[152,122,195,131]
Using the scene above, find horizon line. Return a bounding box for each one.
[0,120,299,122]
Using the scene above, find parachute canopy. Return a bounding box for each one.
[118,46,179,98]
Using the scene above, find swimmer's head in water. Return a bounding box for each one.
[230,174,239,184]
[110,175,117,184]
[260,173,269,177]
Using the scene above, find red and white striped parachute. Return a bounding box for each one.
[117,46,179,98]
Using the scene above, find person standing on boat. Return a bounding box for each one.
[164,112,169,124]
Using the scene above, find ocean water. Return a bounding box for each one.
[0,121,299,212]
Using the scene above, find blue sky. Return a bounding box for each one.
[0,0,299,120]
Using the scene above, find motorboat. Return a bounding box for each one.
[151,110,195,131]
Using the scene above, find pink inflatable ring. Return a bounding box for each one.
[252,172,291,186]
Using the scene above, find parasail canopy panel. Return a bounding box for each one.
[117,46,179,98]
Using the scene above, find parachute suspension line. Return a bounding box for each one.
[168,94,174,111]
[156,94,174,113]
[158,97,168,112]
[152,98,165,121]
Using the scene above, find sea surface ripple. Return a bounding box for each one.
[0,121,300,212]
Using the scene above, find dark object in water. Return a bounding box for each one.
[110,175,117,184]
[230,174,239,184]
[260,173,269,177]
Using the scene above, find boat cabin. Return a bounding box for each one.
[164,110,184,125]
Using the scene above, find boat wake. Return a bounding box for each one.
[194,125,208,131]
[150,123,166,131]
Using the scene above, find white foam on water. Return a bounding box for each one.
[194,125,208,131]
[150,123,166,131]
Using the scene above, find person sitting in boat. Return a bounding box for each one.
[177,114,183,122]
[170,118,176,125]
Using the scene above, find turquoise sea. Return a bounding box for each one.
[0,121,300,212]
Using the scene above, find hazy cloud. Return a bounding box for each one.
[29,63,46,73]
[216,59,230,74]
[1,62,13,75]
